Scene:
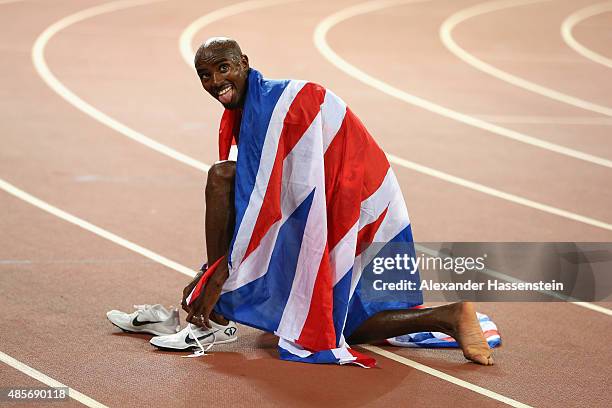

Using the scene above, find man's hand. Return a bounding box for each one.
[181,270,203,315]
[186,259,229,329]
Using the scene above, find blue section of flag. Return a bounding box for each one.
[343,224,423,337]
[332,268,352,346]
[216,188,316,333]
[230,69,290,266]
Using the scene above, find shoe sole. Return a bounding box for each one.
[108,319,177,337]
[150,336,238,351]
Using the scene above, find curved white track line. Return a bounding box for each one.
[0,351,108,408]
[313,1,612,231]
[440,0,612,116]
[31,0,210,172]
[314,0,612,169]
[179,0,299,68]
[179,1,612,235]
[561,1,612,69]
[33,0,612,234]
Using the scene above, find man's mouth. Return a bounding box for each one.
[217,85,235,105]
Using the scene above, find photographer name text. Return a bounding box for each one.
[372,279,564,291]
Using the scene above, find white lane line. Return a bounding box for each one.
[0,351,108,408]
[0,0,26,4]
[571,301,612,316]
[179,0,299,68]
[361,346,532,408]
[31,0,210,173]
[0,178,196,278]
[313,0,612,169]
[561,1,612,69]
[440,0,612,117]
[0,179,533,407]
[387,153,612,231]
[473,114,612,125]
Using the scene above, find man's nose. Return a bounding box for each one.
[212,72,223,85]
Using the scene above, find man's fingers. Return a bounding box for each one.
[186,311,197,325]
[189,314,209,328]
[202,315,212,329]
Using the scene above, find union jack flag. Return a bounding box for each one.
[193,69,423,367]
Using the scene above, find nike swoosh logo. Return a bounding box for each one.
[185,330,219,344]
[132,316,162,326]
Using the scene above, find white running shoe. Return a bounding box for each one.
[150,321,238,350]
[106,304,180,336]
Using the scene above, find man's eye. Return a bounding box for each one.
[219,64,229,73]
[200,73,210,80]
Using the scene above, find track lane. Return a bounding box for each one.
[312,0,612,224]
[0,352,107,408]
[32,0,210,172]
[2,1,608,406]
[0,183,512,406]
[34,0,612,234]
[2,1,516,406]
[440,0,612,116]
[314,0,612,169]
[36,0,612,244]
[443,0,612,109]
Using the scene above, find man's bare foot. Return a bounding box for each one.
[443,302,494,366]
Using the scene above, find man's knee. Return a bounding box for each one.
[206,161,236,197]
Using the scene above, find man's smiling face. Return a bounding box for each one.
[195,38,249,110]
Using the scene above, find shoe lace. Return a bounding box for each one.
[184,324,216,358]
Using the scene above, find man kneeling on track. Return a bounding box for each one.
[107,37,494,367]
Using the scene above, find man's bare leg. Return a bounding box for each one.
[203,161,236,325]
[347,301,494,365]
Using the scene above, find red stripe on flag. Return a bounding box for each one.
[296,248,337,351]
[348,349,377,368]
[218,109,241,160]
[187,257,225,306]
[483,330,500,339]
[241,83,326,262]
[359,123,390,201]
[324,108,389,251]
[324,112,361,250]
[355,206,388,256]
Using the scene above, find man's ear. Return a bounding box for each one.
[241,54,249,70]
